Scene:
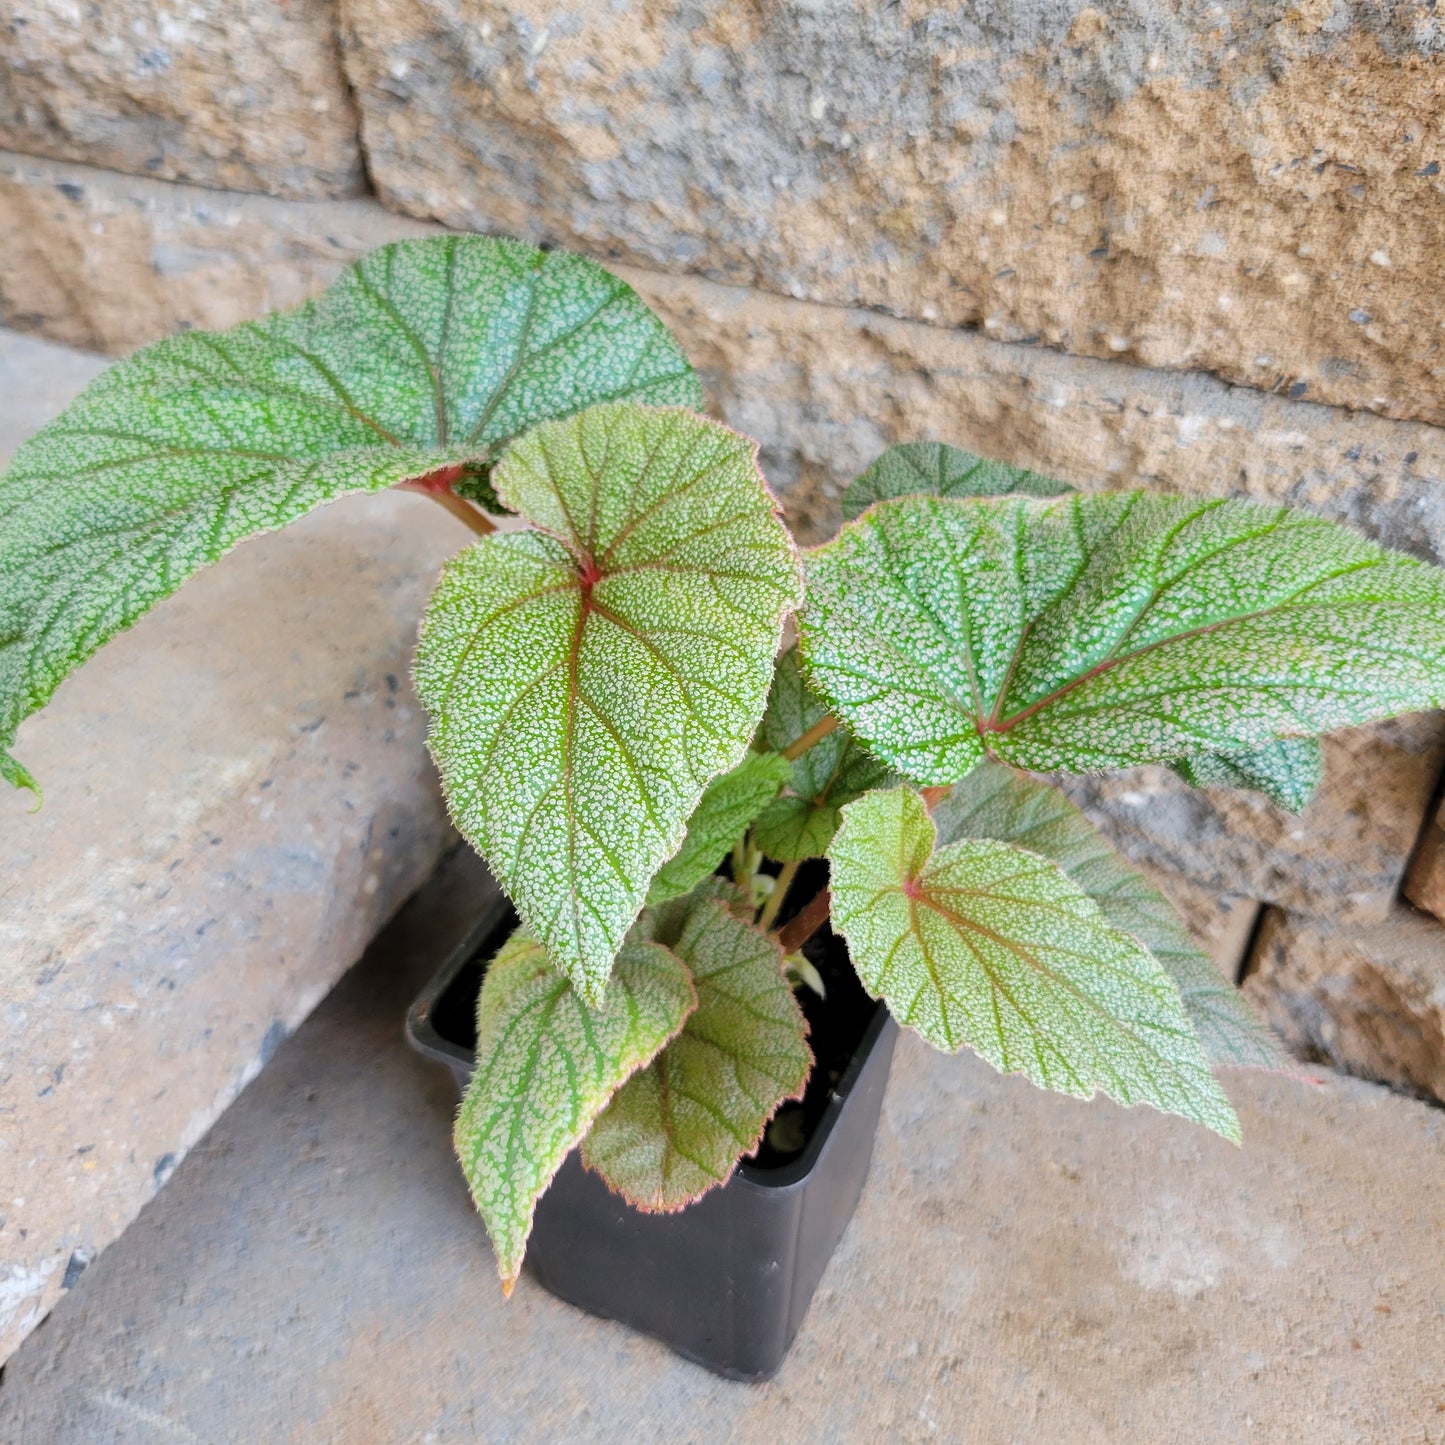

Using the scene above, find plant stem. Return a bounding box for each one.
[429,489,496,536]
[757,857,801,932]
[781,714,838,762]
[777,887,831,955]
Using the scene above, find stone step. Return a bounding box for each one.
[0,329,465,1364]
[1246,902,1445,1102]
[2,847,1441,1441]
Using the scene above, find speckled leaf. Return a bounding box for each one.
[647,751,792,904]
[455,929,696,1292]
[752,646,895,861]
[932,760,1291,1072]
[0,234,700,796]
[414,405,802,1002]
[801,494,1445,785]
[829,787,1239,1137]
[1169,737,1322,813]
[582,894,813,1210]
[841,441,1069,522]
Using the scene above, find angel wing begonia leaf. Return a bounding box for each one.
[801,493,1445,785]
[0,235,700,795]
[840,440,1069,521]
[1168,736,1323,814]
[931,760,1291,1072]
[828,787,1240,1138]
[414,404,803,1002]
[455,930,696,1293]
[751,647,896,861]
[582,894,812,1210]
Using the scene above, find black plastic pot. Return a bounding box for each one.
[406,892,897,1382]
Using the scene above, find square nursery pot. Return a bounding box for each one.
[406,890,898,1382]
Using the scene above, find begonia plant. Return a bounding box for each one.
[5,236,1444,1291]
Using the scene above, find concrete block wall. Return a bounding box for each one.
[2,5,1442,1088]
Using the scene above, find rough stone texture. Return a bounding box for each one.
[1246,905,1445,1102]
[2,849,1442,1443]
[0,153,435,354]
[1134,858,1261,984]
[7,156,1445,566]
[0,333,475,1365]
[1062,713,1445,927]
[0,0,364,198]
[341,0,1445,425]
[1404,795,1445,923]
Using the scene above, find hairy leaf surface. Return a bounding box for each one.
[455,930,696,1291]
[801,493,1445,785]
[752,647,895,860]
[931,760,1290,1071]
[829,787,1239,1137]
[647,751,792,904]
[841,441,1069,521]
[1169,737,1322,813]
[415,405,802,1001]
[0,235,700,794]
[583,895,813,1209]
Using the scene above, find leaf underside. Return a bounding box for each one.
[455,930,696,1291]
[828,787,1239,1138]
[931,760,1291,1073]
[414,404,802,1002]
[0,234,701,794]
[841,441,1070,522]
[647,751,792,904]
[583,894,813,1210]
[1169,736,1323,814]
[752,647,896,861]
[801,493,1445,786]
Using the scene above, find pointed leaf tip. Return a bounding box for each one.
[829,786,1240,1139]
[455,931,696,1287]
[416,404,803,999]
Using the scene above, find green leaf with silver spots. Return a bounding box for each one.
[414,404,803,1002]
[455,929,696,1292]
[752,647,896,861]
[647,751,792,904]
[828,787,1239,1138]
[582,894,813,1210]
[931,760,1290,1072]
[0,234,700,796]
[841,440,1069,522]
[1168,737,1322,813]
[801,493,1445,785]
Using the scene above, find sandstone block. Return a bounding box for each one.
[1403,797,1445,923]
[0,337,470,1361]
[0,154,436,354]
[1245,906,1445,1102]
[1061,715,1445,927]
[6,157,1445,570]
[341,0,1445,424]
[1,0,364,198]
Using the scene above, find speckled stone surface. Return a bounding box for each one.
[341,0,1445,425]
[1,848,1441,1443]
[0,332,466,1363]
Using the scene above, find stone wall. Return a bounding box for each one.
[2,8,1442,1090]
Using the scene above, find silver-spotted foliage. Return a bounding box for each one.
[7,238,1444,1286]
